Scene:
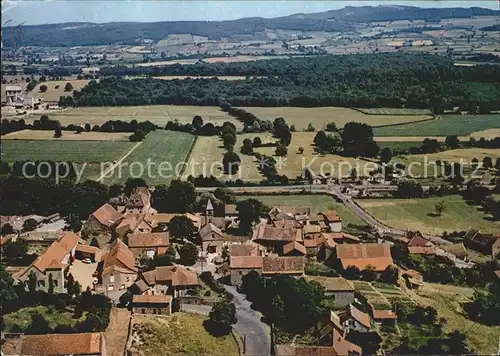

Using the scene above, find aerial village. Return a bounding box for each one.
[1,181,499,355]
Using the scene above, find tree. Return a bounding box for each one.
[343,265,361,280]
[222,132,236,148]
[23,218,38,232]
[396,179,424,198]
[275,143,288,156]
[313,130,327,149]
[84,123,91,132]
[445,135,460,149]
[306,123,315,132]
[39,84,48,92]
[29,312,52,334]
[346,331,382,355]
[342,122,379,158]
[421,138,441,153]
[483,156,493,169]
[0,264,17,313]
[325,122,337,132]
[169,216,196,241]
[434,200,446,216]
[298,147,304,154]
[90,237,100,248]
[221,245,229,263]
[222,151,241,175]
[48,273,55,295]
[380,147,393,164]
[64,82,73,91]
[192,115,203,131]
[241,138,253,155]
[350,168,357,181]
[2,239,28,262]
[237,199,267,233]
[54,126,62,138]
[362,265,377,281]
[381,265,399,284]
[27,270,37,293]
[129,129,145,142]
[208,298,237,335]
[1,223,14,235]
[289,125,296,132]
[253,137,262,147]
[165,180,197,213]
[178,243,198,266]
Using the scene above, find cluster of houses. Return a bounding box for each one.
[3,184,499,355]
[3,85,42,111]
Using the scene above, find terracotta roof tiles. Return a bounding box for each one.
[336,243,393,272]
[230,256,263,269]
[262,256,305,274]
[127,232,169,248]
[283,241,307,255]
[19,333,103,355]
[91,203,123,227]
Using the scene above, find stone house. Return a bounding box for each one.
[115,213,156,238]
[100,239,138,292]
[306,276,355,309]
[127,232,169,261]
[15,232,81,293]
[83,203,123,236]
[252,223,302,254]
[336,243,394,273]
[337,304,371,333]
[371,308,397,327]
[137,265,199,298]
[464,229,500,257]
[318,211,342,232]
[200,223,225,254]
[229,256,264,286]
[132,294,172,315]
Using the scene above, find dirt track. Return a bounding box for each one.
[105,308,131,356]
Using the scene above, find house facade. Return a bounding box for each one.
[100,239,138,292]
[132,295,172,315]
[15,232,81,293]
[307,276,355,309]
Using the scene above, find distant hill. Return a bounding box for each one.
[3,5,499,47]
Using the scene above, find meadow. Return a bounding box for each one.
[33,79,91,102]
[373,114,500,137]
[27,105,241,129]
[354,108,432,115]
[414,283,499,355]
[129,313,238,356]
[0,139,135,163]
[356,195,500,234]
[240,106,432,131]
[2,129,130,141]
[103,130,196,185]
[237,194,366,226]
[3,305,87,332]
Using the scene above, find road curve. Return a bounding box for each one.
[223,285,271,356]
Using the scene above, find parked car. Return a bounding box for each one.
[82,258,92,264]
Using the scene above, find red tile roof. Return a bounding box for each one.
[408,235,433,248]
[339,304,371,329]
[19,333,103,355]
[408,246,436,255]
[372,309,397,320]
[230,256,263,269]
[147,265,199,286]
[336,243,393,272]
[283,241,307,255]
[102,239,137,274]
[262,256,305,274]
[320,211,341,222]
[132,294,172,304]
[252,224,301,242]
[20,232,80,277]
[229,243,260,257]
[127,232,169,248]
[91,203,122,227]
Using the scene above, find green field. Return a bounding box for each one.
[130,313,238,356]
[374,114,500,137]
[103,130,196,185]
[0,139,135,163]
[377,141,423,152]
[237,194,366,226]
[3,306,87,332]
[357,195,500,235]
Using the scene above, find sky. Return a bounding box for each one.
[2,0,499,26]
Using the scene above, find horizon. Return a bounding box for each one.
[2,0,499,27]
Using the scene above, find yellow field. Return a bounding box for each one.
[32,80,91,102]
[2,129,130,141]
[240,106,432,131]
[185,132,381,181]
[25,105,241,128]
[406,148,500,163]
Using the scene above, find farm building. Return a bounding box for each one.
[306,276,355,308]
[132,294,172,316]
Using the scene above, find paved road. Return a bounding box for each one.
[224,285,271,356]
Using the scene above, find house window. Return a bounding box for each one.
[54,280,58,287]
[108,285,114,291]
[110,274,115,283]
[120,284,125,290]
[38,280,46,287]
[208,245,216,253]
[141,308,146,314]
